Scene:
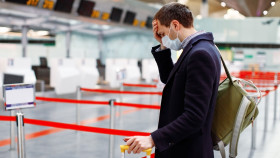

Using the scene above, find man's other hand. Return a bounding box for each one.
[123,136,155,154]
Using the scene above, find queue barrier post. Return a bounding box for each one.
[119,82,124,119]
[16,112,26,158]
[120,145,152,158]
[274,73,278,121]
[76,86,81,125]
[149,85,152,105]
[274,85,278,122]
[109,99,116,158]
[264,90,270,134]
[251,117,257,150]
[120,82,124,103]
[10,110,16,150]
[251,88,260,150]
[249,80,264,150]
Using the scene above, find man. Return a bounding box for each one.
[124,2,221,158]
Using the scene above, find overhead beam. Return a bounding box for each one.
[75,29,100,36]
[25,17,49,25]
[0,15,25,26]
[55,23,91,33]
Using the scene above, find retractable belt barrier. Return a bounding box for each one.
[115,102,160,110]
[122,83,157,88]
[0,115,152,158]
[0,116,150,137]
[80,88,162,95]
[35,96,161,110]
[0,116,16,122]
[119,82,163,109]
[220,71,280,82]
[36,97,109,105]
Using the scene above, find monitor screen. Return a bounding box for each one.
[110,7,123,22]
[78,0,95,17]
[6,0,27,4]
[3,73,24,85]
[146,16,153,29]
[123,11,136,25]
[54,0,75,13]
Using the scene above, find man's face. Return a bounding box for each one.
[156,20,177,40]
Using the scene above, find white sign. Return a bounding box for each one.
[3,84,35,110]
[273,51,280,64]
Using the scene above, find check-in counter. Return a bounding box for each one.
[0,58,36,84]
[105,58,141,88]
[0,58,36,98]
[50,58,80,95]
[50,58,99,95]
[75,58,99,89]
[125,59,141,83]
[142,59,159,83]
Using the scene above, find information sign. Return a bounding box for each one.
[3,83,35,110]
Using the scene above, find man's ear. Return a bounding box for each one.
[171,20,180,31]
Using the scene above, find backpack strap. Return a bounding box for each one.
[217,141,226,158]
[229,96,251,158]
[232,77,262,105]
[215,45,233,84]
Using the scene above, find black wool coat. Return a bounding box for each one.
[150,33,221,158]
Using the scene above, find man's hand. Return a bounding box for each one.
[123,136,155,154]
[152,20,161,43]
[152,20,166,50]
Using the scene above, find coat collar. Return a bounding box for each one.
[165,32,214,85]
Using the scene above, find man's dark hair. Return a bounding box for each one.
[153,2,193,28]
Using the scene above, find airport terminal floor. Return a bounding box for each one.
[0,84,280,158]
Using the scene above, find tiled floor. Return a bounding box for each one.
[0,86,279,158]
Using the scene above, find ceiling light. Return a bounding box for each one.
[224,14,229,19]
[178,0,189,4]
[271,1,275,6]
[196,15,202,19]
[234,10,239,14]
[28,30,49,36]
[221,2,226,7]
[263,10,268,15]
[0,27,11,33]
[91,24,101,29]
[36,31,49,36]
[223,9,245,19]
[102,25,111,30]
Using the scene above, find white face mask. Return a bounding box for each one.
[162,25,182,51]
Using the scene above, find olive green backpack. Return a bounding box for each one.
[212,48,261,158]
